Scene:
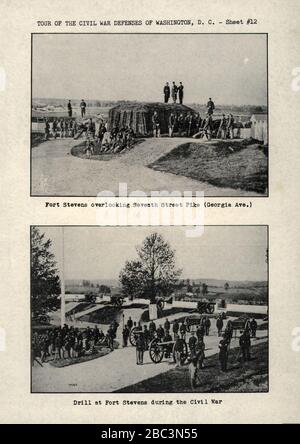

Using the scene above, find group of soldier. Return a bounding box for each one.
[122,313,259,373]
[32,321,120,366]
[163,81,185,104]
[122,316,212,366]
[218,316,258,372]
[152,96,237,140]
[43,112,136,156]
[85,124,136,157]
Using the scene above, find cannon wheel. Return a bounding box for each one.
[149,338,164,364]
[172,340,188,364]
[129,327,139,346]
[206,304,215,314]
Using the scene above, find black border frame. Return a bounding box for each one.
[30,224,269,394]
[30,32,269,198]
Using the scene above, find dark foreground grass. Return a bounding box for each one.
[116,341,268,393]
[149,139,268,194]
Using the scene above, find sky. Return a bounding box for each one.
[32,34,267,105]
[36,226,268,282]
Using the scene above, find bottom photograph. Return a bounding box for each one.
[31,225,268,393]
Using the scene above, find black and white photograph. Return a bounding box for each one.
[31,33,268,197]
[31,225,268,393]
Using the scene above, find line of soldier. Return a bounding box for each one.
[43,118,78,140]
[152,109,236,140]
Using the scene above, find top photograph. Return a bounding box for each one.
[31,33,268,197]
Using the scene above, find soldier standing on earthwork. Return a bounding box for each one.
[206,97,215,115]
[67,100,72,117]
[163,82,170,103]
[178,82,184,104]
[80,99,87,118]
[171,81,178,103]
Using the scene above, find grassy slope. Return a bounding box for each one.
[149,140,268,194]
[116,341,268,393]
[31,133,46,148]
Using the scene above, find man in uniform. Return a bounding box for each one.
[44,118,50,140]
[163,329,173,358]
[136,332,145,365]
[226,113,235,139]
[168,113,176,137]
[218,336,229,371]
[186,112,195,136]
[250,318,258,338]
[239,330,251,361]
[188,331,197,358]
[178,82,184,104]
[206,97,215,115]
[172,318,179,339]
[174,335,185,366]
[203,113,213,140]
[149,320,156,339]
[180,320,187,340]
[216,316,224,337]
[80,99,87,118]
[152,111,160,137]
[93,325,100,344]
[177,113,185,136]
[224,319,233,342]
[163,82,170,103]
[143,325,150,350]
[164,318,170,332]
[106,326,114,351]
[67,100,72,117]
[196,324,204,342]
[156,324,165,341]
[127,316,133,331]
[216,114,227,139]
[122,325,130,347]
[195,113,202,133]
[196,336,205,369]
[205,317,211,336]
[171,81,178,103]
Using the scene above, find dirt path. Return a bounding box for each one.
[32,138,259,196]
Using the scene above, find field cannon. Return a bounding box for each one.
[110,294,125,307]
[148,337,188,364]
[156,296,173,311]
[185,315,202,332]
[196,300,216,314]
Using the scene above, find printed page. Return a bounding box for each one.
[0,0,299,425]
